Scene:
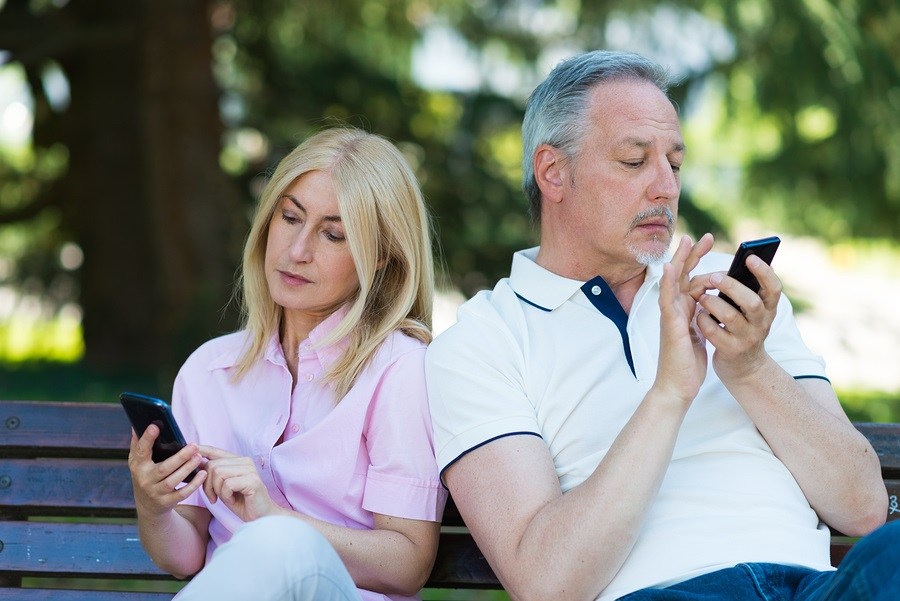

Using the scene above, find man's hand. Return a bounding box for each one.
[653,233,714,406]
[198,446,286,522]
[693,253,782,383]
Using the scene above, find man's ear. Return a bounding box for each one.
[533,144,565,204]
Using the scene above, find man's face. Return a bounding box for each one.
[560,78,684,275]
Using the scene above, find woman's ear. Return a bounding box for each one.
[533,144,565,205]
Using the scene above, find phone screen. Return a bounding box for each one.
[119,392,198,482]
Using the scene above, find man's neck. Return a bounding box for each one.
[535,245,647,314]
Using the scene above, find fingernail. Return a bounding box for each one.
[711,273,723,284]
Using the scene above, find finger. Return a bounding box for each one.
[170,450,205,486]
[203,469,219,504]
[219,473,264,507]
[156,443,201,477]
[198,445,237,460]
[668,235,693,272]
[133,423,160,458]
[682,233,714,277]
[695,307,729,345]
[658,262,680,311]
[746,255,782,309]
[174,470,208,499]
[154,469,207,508]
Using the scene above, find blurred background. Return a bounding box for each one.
[1,0,899,427]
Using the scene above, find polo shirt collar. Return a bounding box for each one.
[509,247,585,311]
[509,247,667,311]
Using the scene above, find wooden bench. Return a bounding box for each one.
[1,400,898,599]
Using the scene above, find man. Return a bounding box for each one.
[425,50,896,601]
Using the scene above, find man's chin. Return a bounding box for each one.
[628,241,670,266]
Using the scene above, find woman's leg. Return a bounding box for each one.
[174,515,360,601]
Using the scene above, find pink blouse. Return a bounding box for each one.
[173,309,447,601]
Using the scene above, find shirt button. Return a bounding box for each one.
[291,423,300,433]
[306,373,314,382]
[591,285,602,296]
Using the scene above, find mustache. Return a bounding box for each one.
[629,206,675,230]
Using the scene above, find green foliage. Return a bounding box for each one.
[0,361,164,403]
[837,389,900,424]
[2,0,899,366]
[686,0,900,239]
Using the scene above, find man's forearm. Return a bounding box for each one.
[724,358,887,535]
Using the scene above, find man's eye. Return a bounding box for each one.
[623,161,643,168]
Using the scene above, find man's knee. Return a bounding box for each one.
[849,519,900,563]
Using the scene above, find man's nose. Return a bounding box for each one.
[649,161,680,200]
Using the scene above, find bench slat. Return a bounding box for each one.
[0,522,167,579]
[0,590,173,600]
[0,460,134,518]
[855,423,900,477]
[3,401,898,474]
[1,402,131,458]
[0,521,495,589]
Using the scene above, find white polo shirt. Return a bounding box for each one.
[425,246,834,601]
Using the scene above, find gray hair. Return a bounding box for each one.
[522,50,673,224]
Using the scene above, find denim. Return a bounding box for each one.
[619,521,900,601]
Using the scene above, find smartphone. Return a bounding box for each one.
[715,236,781,322]
[119,392,199,483]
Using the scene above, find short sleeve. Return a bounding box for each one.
[425,294,541,474]
[766,292,828,379]
[171,360,206,508]
[362,345,447,522]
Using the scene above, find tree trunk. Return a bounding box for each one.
[55,0,242,376]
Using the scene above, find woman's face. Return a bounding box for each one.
[264,170,360,336]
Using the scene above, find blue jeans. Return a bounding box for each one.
[619,521,900,600]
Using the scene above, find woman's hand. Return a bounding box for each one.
[128,424,207,517]
[199,446,286,522]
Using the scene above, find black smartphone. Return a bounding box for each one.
[119,392,199,483]
[715,236,781,322]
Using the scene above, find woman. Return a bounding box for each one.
[127,127,447,601]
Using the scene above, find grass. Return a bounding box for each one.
[0,360,165,403]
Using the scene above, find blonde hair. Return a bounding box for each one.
[235,127,434,400]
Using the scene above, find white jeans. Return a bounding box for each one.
[174,515,361,601]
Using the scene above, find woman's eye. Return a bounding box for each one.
[280,211,300,225]
[325,230,345,242]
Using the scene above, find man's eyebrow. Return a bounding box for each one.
[621,138,686,154]
[281,194,342,222]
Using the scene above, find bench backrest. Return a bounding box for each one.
[1,400,898,598]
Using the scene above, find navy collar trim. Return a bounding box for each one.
[581,276,636,377]
[514,292,551,312]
